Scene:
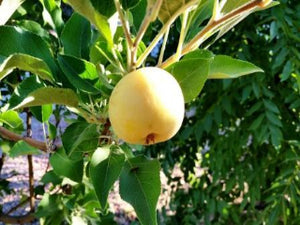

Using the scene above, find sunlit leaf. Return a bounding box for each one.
[0,53,54,82]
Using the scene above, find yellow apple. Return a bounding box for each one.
[108,67,185,145]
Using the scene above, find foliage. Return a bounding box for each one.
[0,0,298,225]
[146,0,300,224]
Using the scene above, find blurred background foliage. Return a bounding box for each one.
[0,0,299,224]
[146,0,300,224]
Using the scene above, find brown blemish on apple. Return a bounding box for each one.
[145,133,156,145]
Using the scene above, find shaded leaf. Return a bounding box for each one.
[90,147,125,209]
[62,121,99,159]
[8,76,45,110]
[41,170,63,185]
[61,13,91,59]
[64,0,113,47]
[120,156,161,225]
[39,0,64,34]
[50,147,83,182]
[58,54,100,94]
[9,140,41,158]
[158,0,198,24]
[90,0,115,18]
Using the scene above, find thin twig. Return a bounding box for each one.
[114,0,132,71]
[160,0,266,69]
[175,10,189,62]
[135,0,198,68]
[26,111,35,213]
[131,0,163,70]
[157,24,171,66]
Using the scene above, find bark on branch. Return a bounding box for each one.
[0,213,35,224]
[0,126,47,152]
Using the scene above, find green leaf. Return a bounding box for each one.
[64,0,114,47]
[39,0,64,34]
[16,20,50,39]
[263,99,280,114]
[0,0,25,25]
[186,0,213,41]
[269,125,283,147]
[50,147,83,182]
[167,50,213,102]
[0,53,54,82]
[62,122,99,159]
[120,156,161,225]
[42,104,52,122]
[158,0,198,24]
[90,147,125,209]
[36,193,62,217]
[281,60,292,81]
[221,0,251,14]
[0,110,23,128]
[90,0,115,18]
[208,55,264,79]
[249,114,264,130]
[266,111,282,127]
[11,87,79,110]
[41,170,63,185]
[0,26,58,76]
[61,13,91,59]
[58,54,100,94]
[9,141,41,158]
[48,122,57,140]
[121,0,141,10]
[8,76,44,110]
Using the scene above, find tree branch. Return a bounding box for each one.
[0,213,35,224]
[0,126,49,152]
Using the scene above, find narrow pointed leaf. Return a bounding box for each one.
[90,147,125,209]
[120,156,161,225]
[208,55,264,79]
[0,53,54,82]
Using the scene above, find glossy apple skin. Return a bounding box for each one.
[108,67,185,145]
